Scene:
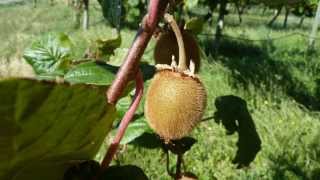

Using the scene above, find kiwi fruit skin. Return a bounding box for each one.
[145,70,207,140]
[154,30,201,72]
[179,175,198,180]
[179,172,198,180]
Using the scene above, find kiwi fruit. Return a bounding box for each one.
[145,14,207,141]
[145,70,206,140]
[179,175,198,180]
[154,29,201,72]
[178,172,198,180]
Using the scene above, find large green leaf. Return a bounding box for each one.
[64,61,117,85]
[12,161,73,180]
[23,33,73,78]
[64,61,155,86]
[0,79,116,180]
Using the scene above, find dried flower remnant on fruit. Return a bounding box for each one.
[154,30,201,72]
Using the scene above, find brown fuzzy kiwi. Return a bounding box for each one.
[145,14,206,141]
[154,30,201,72]
[178,172,198,180]
[179,175,198,180]
[145,70,206,140]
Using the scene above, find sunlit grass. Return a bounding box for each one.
[0,2,320,179]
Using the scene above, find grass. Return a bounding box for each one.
[1,1,320,179]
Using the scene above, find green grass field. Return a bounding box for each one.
[1,1,320,179]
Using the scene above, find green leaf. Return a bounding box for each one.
[12,161,74,180]
[111,117,153,145]
[0,78,116,180]
[116,95,134,121]
[23,33,73,78]
[99,0,122,30]
[64,61,150,99]
[186,4,210,16]
[64,61,117,85]
[184,0,199,9]
[128,0,140,6]
[58,33,74,50]
[93,35,122,60]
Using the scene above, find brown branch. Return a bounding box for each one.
[107,0,169,105]
[100,70,144,171]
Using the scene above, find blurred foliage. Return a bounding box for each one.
[122,0,148,27]
[23,33,123,85]
[23,33,73,79]
[97,0,147,28]
[97,0,122,30]
[86,35,121,60]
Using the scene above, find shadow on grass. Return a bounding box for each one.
[269,153,320,180]
[129,133,162,149]
[0,0,25,7]
[102,165,149,180]
[224,15,313,32]
[214,95,261,168]
[201,37,320,111]
[269,131,320,180]
[315,79,320,99]
[63,161,149,180]
[266,21,313,32]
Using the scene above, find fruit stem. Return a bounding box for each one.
[164,13,187,71]
[100,70,144,171]
[175,153,183,179]
[166,150,174,177]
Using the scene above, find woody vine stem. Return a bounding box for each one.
[100,70,144,169]
[99,0,170,173]
[107,0,169,105]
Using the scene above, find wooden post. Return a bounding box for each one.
[33,0,37,8]
[73,0,82,29]
[298,15,305,27]
[268,6,282,26]
[283,6,289,28]
[83,0,89,30]
[309,1,320,49]
[215,0,228,43]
